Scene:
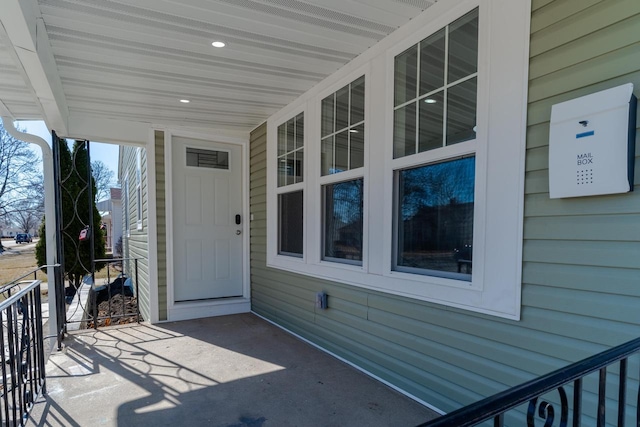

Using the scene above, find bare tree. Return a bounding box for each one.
[9,174,44,233]
[91,160,116,201]
[0,121,40,250]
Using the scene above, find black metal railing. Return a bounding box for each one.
[418,337,640,427]
[0,272,48,426]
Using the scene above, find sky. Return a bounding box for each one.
[17,120,120,181]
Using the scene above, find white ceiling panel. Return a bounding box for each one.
[0,31,42,119]
[0,0,437,131]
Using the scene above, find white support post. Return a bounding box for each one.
[1,116,59,351]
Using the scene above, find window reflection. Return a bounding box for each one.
[324,179,363,263]
[396,157,475,278]
[279,191,303,256]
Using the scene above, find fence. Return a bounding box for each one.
[0,271,48,426]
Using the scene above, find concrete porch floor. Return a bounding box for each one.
[27,313,438,426]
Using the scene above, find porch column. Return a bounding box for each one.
[1,116,59,351]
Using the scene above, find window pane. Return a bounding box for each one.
[447,77,477,145]
[419,28,445,95]
[295,113,304,149]
[286,118,295,153]
[336,85,350,132]
[321,136,334,176]
[419,90,444,153]
[394,45,418,106]
[324,179,363,263]
[393,102,417,158]
[285,153,295,185]
[335,130,349,174]
[350,124,364,169]
[278,124,286,156]
[350,76,365,125]
[321,96,334,137]
[448,8,478,83]
[396,157,475,278]
[186,148,229,170]
[277,156,287,187]
[295,149,304,184]
[279,191,303,256]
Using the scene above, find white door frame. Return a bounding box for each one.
[164,128,251,321]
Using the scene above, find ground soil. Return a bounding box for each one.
[87,294,142,328]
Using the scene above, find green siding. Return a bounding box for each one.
[154,130,167,321]
[250,0,640,420]
[121,145,151,322]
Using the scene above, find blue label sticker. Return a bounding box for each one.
[576,130,595,139]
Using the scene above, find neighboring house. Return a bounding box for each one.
[1,228,17,238]
[0,0,638,420]
[1,226,28,238]
[96,187,122,254]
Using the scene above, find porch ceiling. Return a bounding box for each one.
[0,31,42,120]
[0,0,436,135]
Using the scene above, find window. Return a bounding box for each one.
[392,9,478,278]
[267,0,529,320]
[323,178,363,264]
[276,113,304,257]
[394,157,475,279]
[320,77,366,264]
[186,147,229,169]
[123,174,130,237]
[279,191,303,256]
[321,76,365,175]
[394,9,478,158]
[136,148,143,230]
[278,114,304,187]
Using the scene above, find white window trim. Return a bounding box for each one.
[270,104,308,263]
[266,0,529,320]
[316,74,368,267]
[136,148,143,230]
[124,173,130,238]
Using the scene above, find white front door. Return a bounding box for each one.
[172,136,244,302]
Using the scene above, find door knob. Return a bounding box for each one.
[236,230,242,235]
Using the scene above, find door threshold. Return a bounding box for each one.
[176,295,243,303]
[168,297,250,322]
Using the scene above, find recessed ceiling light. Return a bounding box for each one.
[211,41,226,48]
[349,129,359,133]
[180,99,190,103]
[424,98,437,104]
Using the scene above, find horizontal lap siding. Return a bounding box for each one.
[121,145,151,322]
[249,0,640,418]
